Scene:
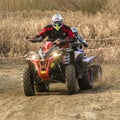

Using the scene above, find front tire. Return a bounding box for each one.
[21,67,35,96]
[65,64,78,94]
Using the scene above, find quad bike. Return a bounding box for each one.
[21,39,102,96]
[22,39,78,96]
[70,40,102,89]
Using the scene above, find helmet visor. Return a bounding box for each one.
[52,21,62,30]
[53,21,62,26]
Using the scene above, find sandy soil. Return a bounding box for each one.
[0,63,120,120]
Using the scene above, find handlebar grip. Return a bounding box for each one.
[83,42,88,47]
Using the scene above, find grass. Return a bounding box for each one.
[0,0,107,14]
[0,0,120,63]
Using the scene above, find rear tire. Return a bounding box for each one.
[78,67,93,90]
[65,64,78,94]
[21,67,35,96]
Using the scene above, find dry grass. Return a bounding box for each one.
[0,0,107,14]
[0,0,120,63]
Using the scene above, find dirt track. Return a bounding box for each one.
[0,63,120,120]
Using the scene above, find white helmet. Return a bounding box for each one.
[71,27,78,36]
[51,14,63,31]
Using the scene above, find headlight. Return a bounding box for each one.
[31,54,39,60]
[24,52,40,60]
[53,52,61,57]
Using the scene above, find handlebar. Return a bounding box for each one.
[25,36,42,43]
[26,36,34,41]
[46,38,67,46]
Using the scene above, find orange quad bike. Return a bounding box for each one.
[21,39,79,96]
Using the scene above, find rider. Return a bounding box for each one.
[29,14,76,46]
[71,27,88,50]
[71,27,89,79]
[28,13,76,91]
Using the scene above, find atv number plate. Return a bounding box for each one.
[62,53,70,64]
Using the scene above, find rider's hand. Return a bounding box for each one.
[83,42,88,47]
[60,40,67,45]
[55,39,61,45]
[55,38,67,46]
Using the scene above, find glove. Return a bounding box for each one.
[60,40,67,45]
[82,42,88,47]
[55,39,61,45]
[55,39,67,46]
